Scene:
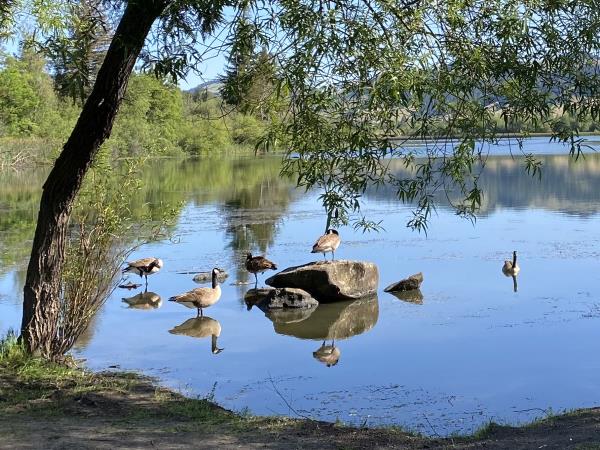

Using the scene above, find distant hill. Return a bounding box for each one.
[186,80,223,96]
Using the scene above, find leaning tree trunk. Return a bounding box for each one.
[21,1,169,356]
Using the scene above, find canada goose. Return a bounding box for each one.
[245,253,277,285]
[311,229,341,261]
[502,251,520,276]
[169,268,222,317]
[313,340,341,367]
[122,257,163,286]
[169,316,224,354]
[122,291,162,309]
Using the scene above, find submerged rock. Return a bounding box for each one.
[265,260,378,302]
[118,281,142,290]
[255,287,318,310]
[193,268,228,284]
[384,272,423,293]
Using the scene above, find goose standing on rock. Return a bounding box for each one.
[245,253,277,285]
[311,229,341,261]
[122,257,163,286]
[169,268,222,317]
[502,251,520,276]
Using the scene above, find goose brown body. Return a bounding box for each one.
[311,229,341,260]
[502,251,520,276]
[122,257,163,285]
[169,268,222,316]
[245,253,277,284]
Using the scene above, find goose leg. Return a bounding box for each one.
[322,253,326,260]
[254,272,258,286]
[332,250,335,261]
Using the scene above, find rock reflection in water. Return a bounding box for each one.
[388,289,424,304]
[266,295,378,341]
[169,317,224,354]
[122,291,162,309]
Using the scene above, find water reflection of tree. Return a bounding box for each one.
[222,177,294,284]
[366,153,600,216]
[0,155,296,344]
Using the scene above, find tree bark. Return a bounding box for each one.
[21,0,169,356]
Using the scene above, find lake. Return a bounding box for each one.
[2,136,600,436]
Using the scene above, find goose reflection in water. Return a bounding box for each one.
[313,340,341,367]
[169,316,224,354]
[122,291,162,309]
[263,295,378,365]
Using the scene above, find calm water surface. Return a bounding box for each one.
[2,137,600,435]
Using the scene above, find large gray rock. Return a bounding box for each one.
[253,287,319,310]
[384,272,423,292]
[265,260,378,302]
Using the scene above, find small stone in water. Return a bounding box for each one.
[118,282,142,290]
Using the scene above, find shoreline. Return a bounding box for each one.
[1,358,599,449]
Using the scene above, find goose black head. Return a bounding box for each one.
[245,252,253,261]
[326,229,339,235]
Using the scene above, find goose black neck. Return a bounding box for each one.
[512,251,517,266]
[212,272,218,289]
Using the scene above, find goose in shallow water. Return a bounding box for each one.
[169,268,222,317]
[169,316,224,354]
[311,229,341,261]
[502,251,520,276]
[122,257,163,286]
[245,253,277,285]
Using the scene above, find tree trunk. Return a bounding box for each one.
[21,1,168,356]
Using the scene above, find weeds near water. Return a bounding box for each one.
[49,157,179,358]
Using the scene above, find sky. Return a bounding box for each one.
[2,35,227,92]
[178,52,227,91]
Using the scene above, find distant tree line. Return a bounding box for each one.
[0,48,270,160]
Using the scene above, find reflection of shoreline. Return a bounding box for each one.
[265,295,379,341]
[366,154,600,217]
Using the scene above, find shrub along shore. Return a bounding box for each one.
[1,335,599,449]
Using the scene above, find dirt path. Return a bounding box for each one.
[1,369,600,449]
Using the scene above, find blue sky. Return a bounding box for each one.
[2,38,227,92]
[179,52,227,91]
